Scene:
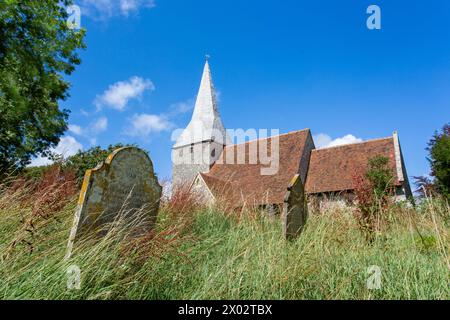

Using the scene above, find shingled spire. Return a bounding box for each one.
[172,60,229,187]
[174,60,228,148]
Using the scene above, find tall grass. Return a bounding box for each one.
[0,176,448,300]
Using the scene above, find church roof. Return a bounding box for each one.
[198,132,407,205]
[173,61,229,148]
[199,129,313,207]
[305,137,402,194]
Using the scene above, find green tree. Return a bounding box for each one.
[365,155,395,199]
[413,175,437,198]
[353,155,395,241]
[0,0,85,176]
[427,123,450,200]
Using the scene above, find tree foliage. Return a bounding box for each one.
[352,155,395,241]
[413,175,437,198]
[0,0,85,175]
[365,155,395,199]
[427,123,450,200]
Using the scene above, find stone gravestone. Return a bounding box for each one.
[65,147,162,259]
[283,174,308,240]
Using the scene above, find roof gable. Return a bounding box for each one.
[201,129,314,206]
[305,137,401,194]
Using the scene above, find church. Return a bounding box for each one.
[172,61,413,209]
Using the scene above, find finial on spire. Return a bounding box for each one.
[205,54,210,61]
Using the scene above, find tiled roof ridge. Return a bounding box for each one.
[224,128,310,149]
[312,136,393,152]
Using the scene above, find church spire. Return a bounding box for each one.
[191,60,218,119]
[174,60,228,148]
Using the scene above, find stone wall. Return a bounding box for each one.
[172,141,225,188]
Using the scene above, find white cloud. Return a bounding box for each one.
[95,76,155,111]
[313,133,363,149]
[29,136,83,167]
[68,124,83,136]
[80,0,156,19]
[167,98,195,117]
[327,134,363,147]
[313,133,333,149]
[128,114,172,136]
[92,117,108,133]
[68,117,108,141]
[29,156,53,167]
[171,101,193,114]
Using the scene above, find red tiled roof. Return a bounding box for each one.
[201,129,313,207]
[305,137,400,194]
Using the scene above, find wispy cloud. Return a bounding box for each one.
[166,98,195,117]
[68,117,109,146]
[29,136,83,167]
[80,0,156,20]
[69,117,109,135]
[313,133,363,149]
[68,124,83,136]
[128,113,173,137]
[92,117,108,133]
[95,76,154,111]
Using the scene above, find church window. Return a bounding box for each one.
[211,148,216,157]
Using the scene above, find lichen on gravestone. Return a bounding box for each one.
[65,147,162,259]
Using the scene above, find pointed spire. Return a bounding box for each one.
[191,60,217,118]
[174,60,229,148]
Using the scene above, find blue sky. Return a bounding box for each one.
[32,0,450,185]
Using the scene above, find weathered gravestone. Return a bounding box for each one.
[65,147,162,259]
[283,174,308,240]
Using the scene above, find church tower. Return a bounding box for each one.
[172,60,229,187]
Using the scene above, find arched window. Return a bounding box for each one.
[211,148,216,157]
